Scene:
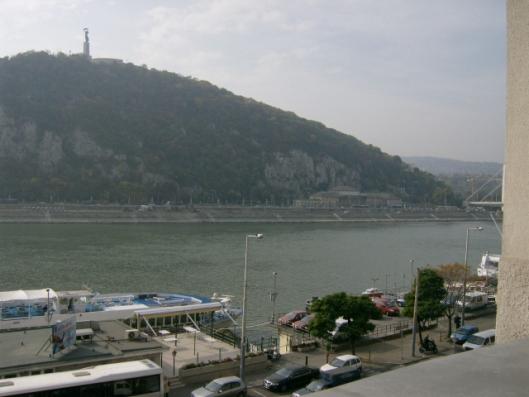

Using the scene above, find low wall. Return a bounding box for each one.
[0,204,497,224]
[179,354,269,384]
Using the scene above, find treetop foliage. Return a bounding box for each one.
[403,268,446,322]
[309,292,381,352]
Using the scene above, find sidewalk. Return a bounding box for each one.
[273,312,497,374]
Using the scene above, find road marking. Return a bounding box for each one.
[251,389,267,397]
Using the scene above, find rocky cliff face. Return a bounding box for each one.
[265,150,359,195]
[0,108,63,172]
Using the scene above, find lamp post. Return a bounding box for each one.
[270,272,278,324]
[411,267,420,357]
[46,288,51,324]
[240,233,264,382]
[461,226,483,326]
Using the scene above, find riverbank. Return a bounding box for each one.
[0,204,498,224]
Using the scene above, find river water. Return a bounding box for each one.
[0,221,501,326]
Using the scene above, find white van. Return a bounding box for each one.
[462,329,495,350]
[457,291,488,311]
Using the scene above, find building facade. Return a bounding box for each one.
[496,0,529,343]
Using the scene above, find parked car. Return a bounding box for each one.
[278,310,307,326]
[451,325,479,344]
[463,329,496,350]
[264,366,319,392]
[372,298,400,316]
[293,360,362,396]
[292,314,314,331]
[191,376,246,397]
[321,366,361,384]
[320,354,362,374]
[456,291,488,311]
[291,379,332,396]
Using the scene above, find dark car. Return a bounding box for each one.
[264,366,319,393]
[451,325,479,344]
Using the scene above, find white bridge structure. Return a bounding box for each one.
[465,166,504,209]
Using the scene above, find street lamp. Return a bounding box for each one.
[270,272,278,324]
[46,288,51,323]
[461,226,483,326]
[239,233,264,382]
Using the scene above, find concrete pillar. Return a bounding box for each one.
[496,0,529,343]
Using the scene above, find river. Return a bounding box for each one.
[0,221,501,326]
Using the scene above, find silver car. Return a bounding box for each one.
[191,376,247,397]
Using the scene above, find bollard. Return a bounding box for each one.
[305,355,308,366]
[219,348,222,361]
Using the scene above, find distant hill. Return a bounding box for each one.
[403,156,502,176]
[0,52,458,205]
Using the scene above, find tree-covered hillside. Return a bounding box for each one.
[0,52,458,205]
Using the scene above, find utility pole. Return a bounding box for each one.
[409,259,415,288]
[411,267,420,357]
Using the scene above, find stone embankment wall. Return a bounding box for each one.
[0,204,498,224]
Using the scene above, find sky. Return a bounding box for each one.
[0,0,506,162]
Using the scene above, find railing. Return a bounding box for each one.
[368,320,412,338]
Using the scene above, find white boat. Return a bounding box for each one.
[0,289,239,332]
[361,288,383,297]
[477,252,500,278]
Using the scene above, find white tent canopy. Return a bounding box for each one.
[0,289,58,304]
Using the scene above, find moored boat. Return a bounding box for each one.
[477,252,500,278]
[0,288,239,332]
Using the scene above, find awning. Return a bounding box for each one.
[0,289,58,304]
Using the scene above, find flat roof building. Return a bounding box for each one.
[0,320,166,379]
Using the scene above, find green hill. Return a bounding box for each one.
[0,52,458,205]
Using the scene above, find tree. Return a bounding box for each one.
[436,263,467,336]
[403,268,446,344]
[309,292,381,355]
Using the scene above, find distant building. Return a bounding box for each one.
[92,58,124,65]
[293,186,402,209]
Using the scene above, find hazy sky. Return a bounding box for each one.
[0,0,506,162]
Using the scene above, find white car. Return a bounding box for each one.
[320,354,362,373]
[462,329,495,351]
